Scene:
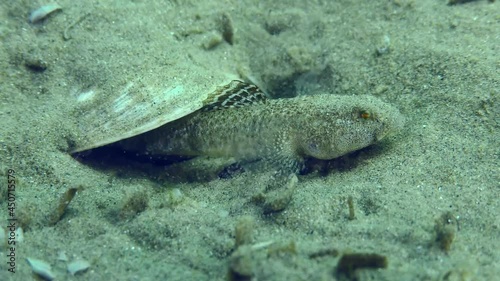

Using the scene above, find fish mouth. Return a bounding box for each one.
[376,109,405,141]
[374,128,385,142]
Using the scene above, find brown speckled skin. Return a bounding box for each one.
[120,94,403,174]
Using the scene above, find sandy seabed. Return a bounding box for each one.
[0,0,498,280]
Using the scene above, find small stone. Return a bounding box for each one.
[15,227,24,243]
[24,56,48,72]
[375,35,391,56]
[201,31,223,50]
[167,188,184,206]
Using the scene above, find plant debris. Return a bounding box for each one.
[336,252,388,280]
[48,187,80,226]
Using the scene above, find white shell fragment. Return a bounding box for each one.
[57,251,68,261]
[29,4,62,23]
[15,227,24,243]
[26,258,55,280]
[67,259,91,275]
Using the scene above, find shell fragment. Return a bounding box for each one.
[26,258,55,280]
[67,259,91,275]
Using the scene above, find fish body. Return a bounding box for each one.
[119,82,403,174]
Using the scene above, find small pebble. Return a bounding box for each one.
[24,56,48,72]
[57,251,68,262]
[15,227,24,243]
[201,31,223,50]
[375,35,391,56]
[168,188,184,205]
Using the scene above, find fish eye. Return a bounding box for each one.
[308,142,318,151]
[359,110,371,119]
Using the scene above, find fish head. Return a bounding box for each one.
[297,95,404,160]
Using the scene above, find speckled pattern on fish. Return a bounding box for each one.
[119,81,404,174]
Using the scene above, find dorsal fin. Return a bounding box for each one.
[203,80,267,111]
